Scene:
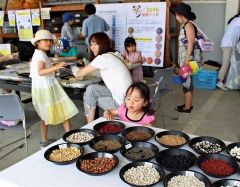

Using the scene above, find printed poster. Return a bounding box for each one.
[31,9,41,26]
[8,10,16,26]
[96,4,127,53]
[16,9,33,41]
[41,8,51,20]
[0,11,4,26]
[96,2,166,67]
[0,44,11,56]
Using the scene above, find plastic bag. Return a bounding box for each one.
[225,48,240,89]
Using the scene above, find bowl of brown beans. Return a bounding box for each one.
[155,130,190,149]
[44,143,84,165]
[76,152,119,175]
[120,142,159,162]
[93,121,125,135]
[197,153,239,178]
[122,126,155,142]
[89,134,126,153]
[62,128,98,145]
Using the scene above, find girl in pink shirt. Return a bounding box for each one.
[104,82,155,126]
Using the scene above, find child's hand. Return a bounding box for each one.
[54,62,67,70]
[103,110,114,121]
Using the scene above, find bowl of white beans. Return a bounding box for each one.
[62,128,98,145]
[212,179,240,187]
[226,142,240,162]
[163,170,211,187]
[119,161,164,186]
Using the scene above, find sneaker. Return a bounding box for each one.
[40,139,57,149]
[217,82,229,90]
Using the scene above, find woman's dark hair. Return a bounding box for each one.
[185,12,196,21]
[85,4,96,15]
[125,82,155,115]
[124,37,136,54]
[228,13,240,24]
[88,32,114,61]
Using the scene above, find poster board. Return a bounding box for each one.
[0,44,11,56]
[96,2,166,67]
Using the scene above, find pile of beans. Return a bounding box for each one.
[192,141,222,153]
[80,157,116,173]
[160,154,193,170]
[66,132,94,143]
[125,147,155,160]
[157,135,186,146]
[97,124,123,134]
[123,165,160,185]
[49,147,81,162]
[230,146,240,159]
[125,131,151,141]
[93,140,121,151]
[167,175,205,187]
[200,158,234,176]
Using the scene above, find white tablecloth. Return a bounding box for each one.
[0,117,239,187]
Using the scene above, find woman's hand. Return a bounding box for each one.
[54,62,67,71]
[71,66,80,77]
[103,110,114,121]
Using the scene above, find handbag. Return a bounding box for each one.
[181,21,214,53]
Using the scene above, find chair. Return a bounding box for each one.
[148,66,178,128]
[0,94,39,159]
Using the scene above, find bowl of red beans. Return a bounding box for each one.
[197,153,239,178]
[76,152,119,175]
[93,121,125,135]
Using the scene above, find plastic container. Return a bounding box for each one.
[193,70,217,89]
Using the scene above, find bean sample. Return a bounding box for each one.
[66,132,94,143]
[123,165,160,186]
[160,154,193,170]
[200,159,234,176]
[158,135,186,146]
[230,146,240,159]
[125,147,155,160]
[125,131,151,141]
[93,140,121,151]
[49,147,81,162]
[97,124,123,134]
[167,175,205,187]
[80,158,116,173]
[193,141,222,153]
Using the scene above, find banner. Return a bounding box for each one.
[96,2,166,67]
[0,44,11,56]
[8,10,16,26]
[0,11,4,26]
[16,9,33,41]
[31,9,41,26]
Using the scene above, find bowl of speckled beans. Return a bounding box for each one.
[119,161,165,186]
[189,136,226,155]
[212,179,240,187]
[163,170,211,187]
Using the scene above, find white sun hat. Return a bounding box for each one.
[31,30,56,46]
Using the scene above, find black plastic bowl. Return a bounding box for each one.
[89,134,126,153]
[155,130,190,149]
[197,153,239,178]
[76,152,119,176]
[163,170,211,187]
[189,136,226,155]
[119,161,165,187]
[62,128,98,145]
[120,141,159,162]
[44,143,84,165]
[122,126,155,142]
[93,121,125,135]
[212,179,240,187]
[226,142,240,162]
[155,148,197,172]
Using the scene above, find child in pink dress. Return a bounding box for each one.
[123,37,143,82]
[104,82,155,126]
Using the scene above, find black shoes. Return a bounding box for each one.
[176,104,193,113]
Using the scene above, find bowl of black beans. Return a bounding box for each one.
[189,136,226,155]
[156,148,197,172]
[120,142,159,162]
[163,170,211,187]
[212,179,240,187]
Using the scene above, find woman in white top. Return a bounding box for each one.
[217,13,240,90]
[72,32,133,123]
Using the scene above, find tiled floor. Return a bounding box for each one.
[0,86,239,171]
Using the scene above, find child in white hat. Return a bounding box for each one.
[30,30,79,148]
